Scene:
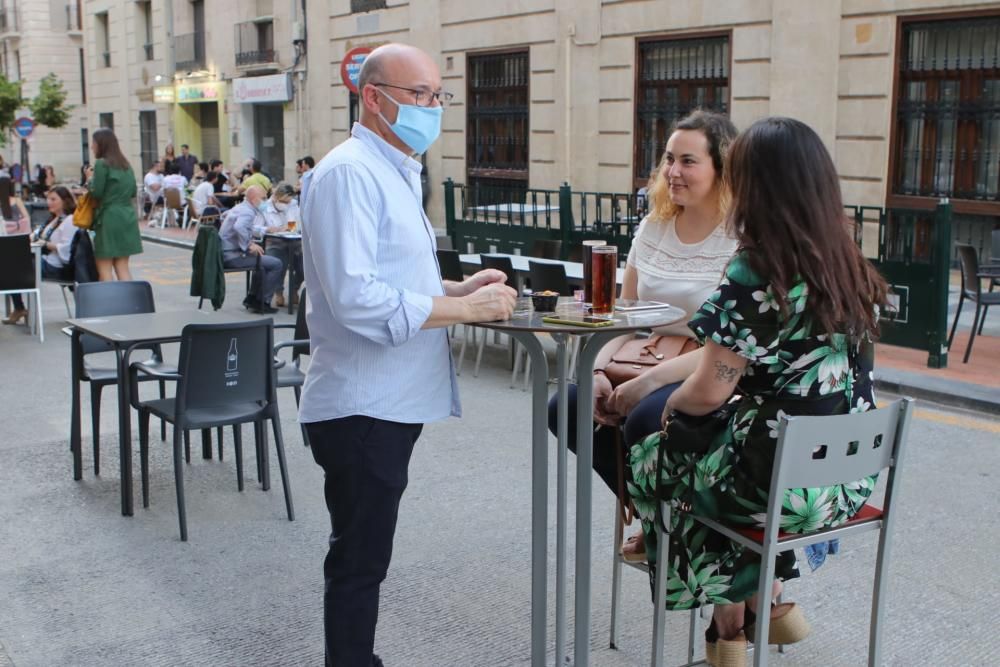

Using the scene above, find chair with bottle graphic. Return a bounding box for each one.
[131,318,294,541]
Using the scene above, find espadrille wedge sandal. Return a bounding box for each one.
[744,601,811,645]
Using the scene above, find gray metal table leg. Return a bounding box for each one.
[507,330,552,667]
[573,330,625,666]
[553,334,569,664]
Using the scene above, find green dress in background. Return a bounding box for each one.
[90,158,143,259]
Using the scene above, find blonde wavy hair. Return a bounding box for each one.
[645,109,738,224]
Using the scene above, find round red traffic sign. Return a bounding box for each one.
[14,117,35,139]
[340,47,373,94]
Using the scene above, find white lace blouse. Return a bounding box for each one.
[626,216,738,337]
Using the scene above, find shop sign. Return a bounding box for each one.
[176,81,223,103]
[233,74,292,103]
[153,86,175,104]
[340,46,372,94]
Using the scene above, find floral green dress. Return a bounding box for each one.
[627,251,878,608]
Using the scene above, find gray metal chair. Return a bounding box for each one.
[947,244,1000,363]
[274,287,310,447]
[650,398,915,667]
[132,319,294,541]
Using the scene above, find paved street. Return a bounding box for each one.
[1,242,998,666]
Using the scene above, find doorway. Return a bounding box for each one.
[253,103,284,182]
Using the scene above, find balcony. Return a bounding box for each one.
[235,20,276,68]
[175,31,205,71]
[0,5,18,35]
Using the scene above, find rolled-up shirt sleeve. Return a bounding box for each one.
[305,164,432,346]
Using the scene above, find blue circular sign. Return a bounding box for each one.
[14,117,35,139]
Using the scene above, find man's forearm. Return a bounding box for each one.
[422,295,472,329]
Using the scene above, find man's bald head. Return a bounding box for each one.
[357,43,437,92]
[245,184,266,206]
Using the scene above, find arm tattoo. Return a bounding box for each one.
[713,361,742,383]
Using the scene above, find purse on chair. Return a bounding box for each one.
[73,193,97,230]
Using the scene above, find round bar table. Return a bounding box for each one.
[473,298,686,666]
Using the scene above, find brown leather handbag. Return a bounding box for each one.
[603,334,699,387]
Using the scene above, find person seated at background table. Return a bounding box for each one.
[0,175,31,234]
[237,158,272,195]
[219,184,283,314]
[546,110,739,563]
[627,117,888,665]
[191,172,226,219]
[209,159,230,190]
[3,187,79,325]
[143,160,164,215]
[259,183,303,308]
[161,162,187,194]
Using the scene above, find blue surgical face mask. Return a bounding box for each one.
[257,201,268,213]
[376,87,443,155]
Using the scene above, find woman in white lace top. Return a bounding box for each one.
[548,110,739,560]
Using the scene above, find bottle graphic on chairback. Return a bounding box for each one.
[227,338,238,372]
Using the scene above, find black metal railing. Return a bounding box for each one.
[175,31,205,71]
[235,20,275,66]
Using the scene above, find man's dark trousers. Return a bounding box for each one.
[306,416,423,667]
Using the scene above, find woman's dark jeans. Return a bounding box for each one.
[547,381,683,495]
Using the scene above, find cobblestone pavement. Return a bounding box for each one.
[0,243,997,666]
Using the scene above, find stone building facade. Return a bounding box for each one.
[81,0,306,184]
[312,0,1000,231]
[0,0,88,185]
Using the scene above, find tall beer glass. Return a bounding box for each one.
[581,240,606,303]
[590,245,617,315]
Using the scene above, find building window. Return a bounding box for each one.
[51,0,81,31]
[892,15,1000,204]
[235,19,275,66]
[137,0,153,60]
[95,12,111,67]
[466,50,529,204]
[79,48,86,104]
[634,35,729,189]
[139,111,158,173]
[99,113,114,132]
[351,0,386,12]
[81,128,89,167]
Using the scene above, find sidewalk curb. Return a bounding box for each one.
[875,368,1000,414]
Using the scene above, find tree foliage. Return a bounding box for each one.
[29,73,74,129]
[0,74,21,146]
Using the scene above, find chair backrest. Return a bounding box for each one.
[436,248,464,282]
[435,234,454,251]
[528,259,571,296]
[530,239,563,260]
[175,319,275,418]
[75,280,156,354]
[0,234,35,291]
[771,398,914,494]
[164,188,184,209]
[955,243,980,296]
[480,254,517,289]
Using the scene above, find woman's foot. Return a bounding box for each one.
[273,292,285,307]
[620,531,646,563]
[744,601,811,645]
[2,309,28,325]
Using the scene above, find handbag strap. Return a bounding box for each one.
[614,427,636,526]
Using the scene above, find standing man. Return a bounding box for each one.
[295,155,315,193]
[299,43,516,667]
[218,184,283,313]
[175,144,198,181]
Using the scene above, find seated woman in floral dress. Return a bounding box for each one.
[628,117,888,666]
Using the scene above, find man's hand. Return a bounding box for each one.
[463,281,517,322]
[247,242,264,256]
[453,269,508,297]
[606,375,655,418]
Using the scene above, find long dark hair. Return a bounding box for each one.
[726,117,887,338]
[49,186,76,221]
[92,128,131,170]
[0,176,14,220]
